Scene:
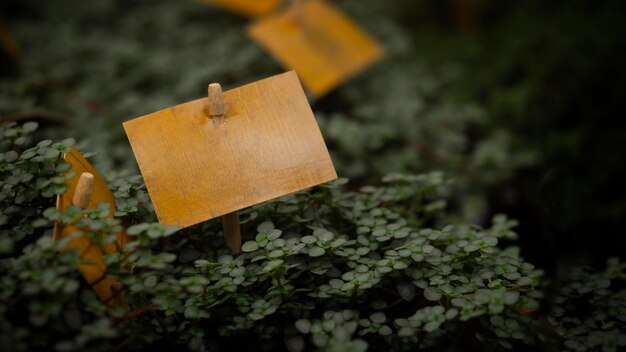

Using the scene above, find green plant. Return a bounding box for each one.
[2,1,625,351]
[0,122,74,254]
[547,258,626,352]
[1,122,550,351]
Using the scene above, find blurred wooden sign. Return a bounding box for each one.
[0,17,20,59]
[198,0,282,17]
[452,0,477,32]
[54,148,129,306]
[123,71,337,230]
[248,0,384,98]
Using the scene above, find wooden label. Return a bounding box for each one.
[123,71,337,229]
[0,18,20,59]
[54,148,128,306]
[452,0,477,32]
[198,0,282,17]
[248,0,384,98]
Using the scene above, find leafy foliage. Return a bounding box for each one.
[2,123,624,351]
[1,0,625,351]
[548,259,626,352]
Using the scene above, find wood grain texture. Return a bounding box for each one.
[248,0,384,98]
[123,71,337,229]
[54,148,129,306]
[198,0,282,17]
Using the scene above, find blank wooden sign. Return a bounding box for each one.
[123,71,337,229]
[198,0,282,17]
[54,148,128,306]
[248,0,384,98]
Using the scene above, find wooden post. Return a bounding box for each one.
[222,212,242,256]
[74,171,127,306]
[72,172,94,208]
[208,83,242,255]
[208,83,225,125]
[289,0,306,27]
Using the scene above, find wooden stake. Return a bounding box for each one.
[208,82,242,255]
[72,172,94,208]
[222,212,242,256]
[288,0,308,28]
[208,83,225,125]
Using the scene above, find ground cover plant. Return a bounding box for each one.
[1,123,624,351]
[1,0,625,351]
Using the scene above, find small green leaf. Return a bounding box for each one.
[308,246,325,257]
[370,312,386,324]
[378,325,392,336]
[266,229,282,240]
[242,241,259,252]
[301,236,316,244]
[295,319,311,334]
[23,122,39,132]
[257,221,275,233]
[424,287,441,301]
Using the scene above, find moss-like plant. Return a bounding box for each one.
[547,259,626,352]
[1,1,625,351]
[3,122,623,352]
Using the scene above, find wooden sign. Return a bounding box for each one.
[248,0,384,98]
[123,71,337,231]
[452,0,477,32]
[54,148,129,306]
[198,0,282,17]
[0,17,20,59]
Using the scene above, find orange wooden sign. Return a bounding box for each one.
[248,0,384,98]
[198,0,282,17]
[54,148,129,306]
[0,18,20,59]
[123,71,337,229]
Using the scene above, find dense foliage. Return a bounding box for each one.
[1,0,625,351]
[1,123,624,351]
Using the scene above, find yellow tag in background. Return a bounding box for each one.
[54,148,128,306]
[124,71,337,229]
[248,0,384,98]
[198,0,283,17]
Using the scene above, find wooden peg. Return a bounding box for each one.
[222,212,242,256]
[290,0,305,25]
[208,83,225,125]
[72,172,94,208]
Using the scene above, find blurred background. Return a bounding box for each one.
[1,0,625,284]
